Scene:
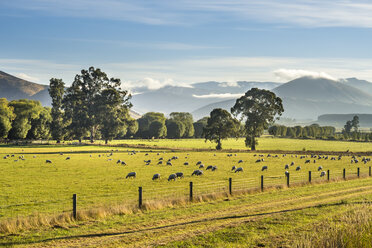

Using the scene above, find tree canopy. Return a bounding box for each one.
[203,108,239,150]
[231,88,283,150]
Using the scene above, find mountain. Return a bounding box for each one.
[0,71,48,104]
[340,78,372,95]
[131,81,279,116]
[273,77,372,105]
[193,77,372,120]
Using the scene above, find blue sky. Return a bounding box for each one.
[1,0,372,89]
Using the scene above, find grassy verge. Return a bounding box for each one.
[1,177,372,247]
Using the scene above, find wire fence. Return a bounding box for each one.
[1,166,371,222]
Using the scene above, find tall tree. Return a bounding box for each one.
[169,112,194,137]
[351,115,360,132]
[27,107,52,140]
[343,120,353,134]
[203,108,239,150]
[62,67,131,143]
[231,88,283,151]
[137,112,166,138]
[149,120,167,138]
[0,98,15,139]
[193,117,208,138]
[48,78,65,143]
[8,99,43,139]
[166,120,185,139]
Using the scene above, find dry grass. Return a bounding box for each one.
[294,203,372,248]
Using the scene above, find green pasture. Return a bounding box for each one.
[105,136,372,152]
[0,142,370,220]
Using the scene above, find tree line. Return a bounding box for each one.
[268,124,336,139]
[0,67,285,150]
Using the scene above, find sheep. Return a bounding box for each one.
[46,160,52,164]
[232,165,237,171]
[166,161,172,166]
[196,161,202,165]
[284,164,289,170]
[176,172,184,178]
[3,156,7,159]
[255,159,262,163]
[126,172,136,179]
[168,174,177,181]
[261,165,268,171]
[191,170,203,176]
[157,161,163,165]
[152,173,160,180]
[184,162,189,166]
[117,160,121,164]
[238,160,243,163]
[320,171,326,177]
[199,164,205,169]
[305,160,310,164]
[235,167,243,173]
[285,171,289,177]
[290,162,295,166]
[318,166,323,171]
[211,166,217,171]
[66,157,71,160]
[121,161,127,165]
[206,165,213,170]
[296,166,301,171]
[159,157,163,161]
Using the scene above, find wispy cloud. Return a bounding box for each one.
[16,73,40,82]
[274,69,337,81]
[4,0,372,27]
[193,93,243,99]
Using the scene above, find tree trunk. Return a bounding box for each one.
[105,139,108,145]
[216,138,222,150]
[56,140,61,144]
[251,136,256,151]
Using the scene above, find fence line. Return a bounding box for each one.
[2,167,371,221]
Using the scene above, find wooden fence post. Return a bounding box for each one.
[72,194,77,220]
[327,170,330,181]
[357,167,360,178]
[138,187,143,209]
[189,182,193,201]
[308,171,312,183]
[286,173,290,188]
[343,168,346,180]
[229,178,232,195]
[260,175,264,191]
[369,166,371,177]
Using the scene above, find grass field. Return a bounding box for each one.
[1,138,372,247]
[104,136,372,152]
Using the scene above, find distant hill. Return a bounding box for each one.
[340,78,372,95]
[0,71,48,104]
[193,77,372,120]
[0,71,141,119]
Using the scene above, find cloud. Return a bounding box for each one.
[5,0,372,27]
[193,93,243,99]
[273,69,337,81]
[219,81,239,87]
[16,73,40,82]
[123,78,192,90]
[3,56,372,87]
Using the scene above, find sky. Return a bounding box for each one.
[1,0,372,89]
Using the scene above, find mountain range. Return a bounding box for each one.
[2,70,372,122]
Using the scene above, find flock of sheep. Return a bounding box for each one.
[3,150,370,183]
